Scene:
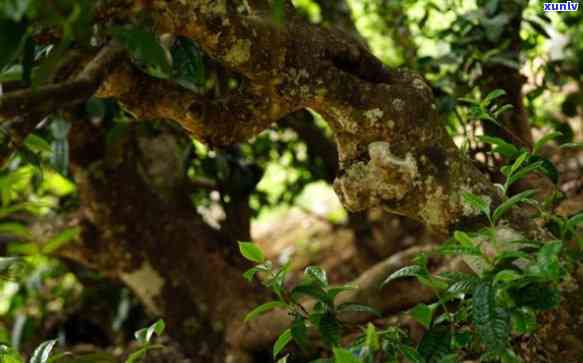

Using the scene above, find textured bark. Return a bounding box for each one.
[4,1,577,361]
[64,121,264,362]
[95,2,499,234]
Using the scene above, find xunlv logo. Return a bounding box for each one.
[544,1,579,11]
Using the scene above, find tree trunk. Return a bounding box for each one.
[66,119,266,362]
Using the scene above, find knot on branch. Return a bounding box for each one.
[333,141,418,211]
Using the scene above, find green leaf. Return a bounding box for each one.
[242,261,272,282]
[381,265,425,286]
[560,142,583,149]
[492,190,537,223]
[441,271,481,295]
[508,283,560,311]
[124,344,164,363]
[0,345,23,363]
[336,303,381,317]
[462,192,490,218]
[488,55,520,69]
[0,222,30,239]
[525,19,550,39]
[365,323,380,352]
[511,308,537,334]
[29,340,57,363]
[482,89,506,107]
[317,312,341,347]
[134,319,165,344]
[271,0,286,25]
[172,37,206,90]
[291,316,308,351]
[453,331,472,349]
[528,241,563,281]
[0,19,26,69]
[273,328,292,359]
[0,64,22,81]
[49,118,71,176]
[86,97,106,120]
[494,270,522,283]
[493,104,514,118]
[292,282,329,303]
[418,327,452,362]
[436,354,458,363]
[332,347,360,363]
[0,257,29,281]
[42,226,81,254]
[566,213,583,233]
[327,284,357,301]
[537,158,560,185]
[238,242,265,263]
[399,345,425,363]
[439,240,482,257]
[244,301,287,322]
[500,348,522,363]
[481,14,511,42]
[243,267,260,282]
[409,303,433,328]
[24,134,52,154]
[53,352,116,363]
[305,266,328,287]
[447,277,479,295]
[0,0,31,21]
[109,26,171,74]
[478,136,521,158]
[506,161,544,189]
[454,231,474,246]
[270,262,290,300]
[472,281,510,352]
[533,132,562,154]
[507,152,529,177]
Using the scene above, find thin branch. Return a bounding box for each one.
[0,41,125,119]
[0,42,125,167]
[233,245,469,350]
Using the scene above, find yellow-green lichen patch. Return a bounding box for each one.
[418,184,449,230]
[363,108,384,126]
[224,39,252,66]
[334,142,418,211]
[120,261,165,315]
[392,98,405,112]
[199,0,227,15]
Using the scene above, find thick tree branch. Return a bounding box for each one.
[97,64,295,145]
[93,1,546,235]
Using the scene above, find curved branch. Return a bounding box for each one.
[97,64,297,146]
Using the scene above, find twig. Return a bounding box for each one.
[0,41,125,119]
[0,42,125,167]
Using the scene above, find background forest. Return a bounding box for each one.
[0,0,582,362]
